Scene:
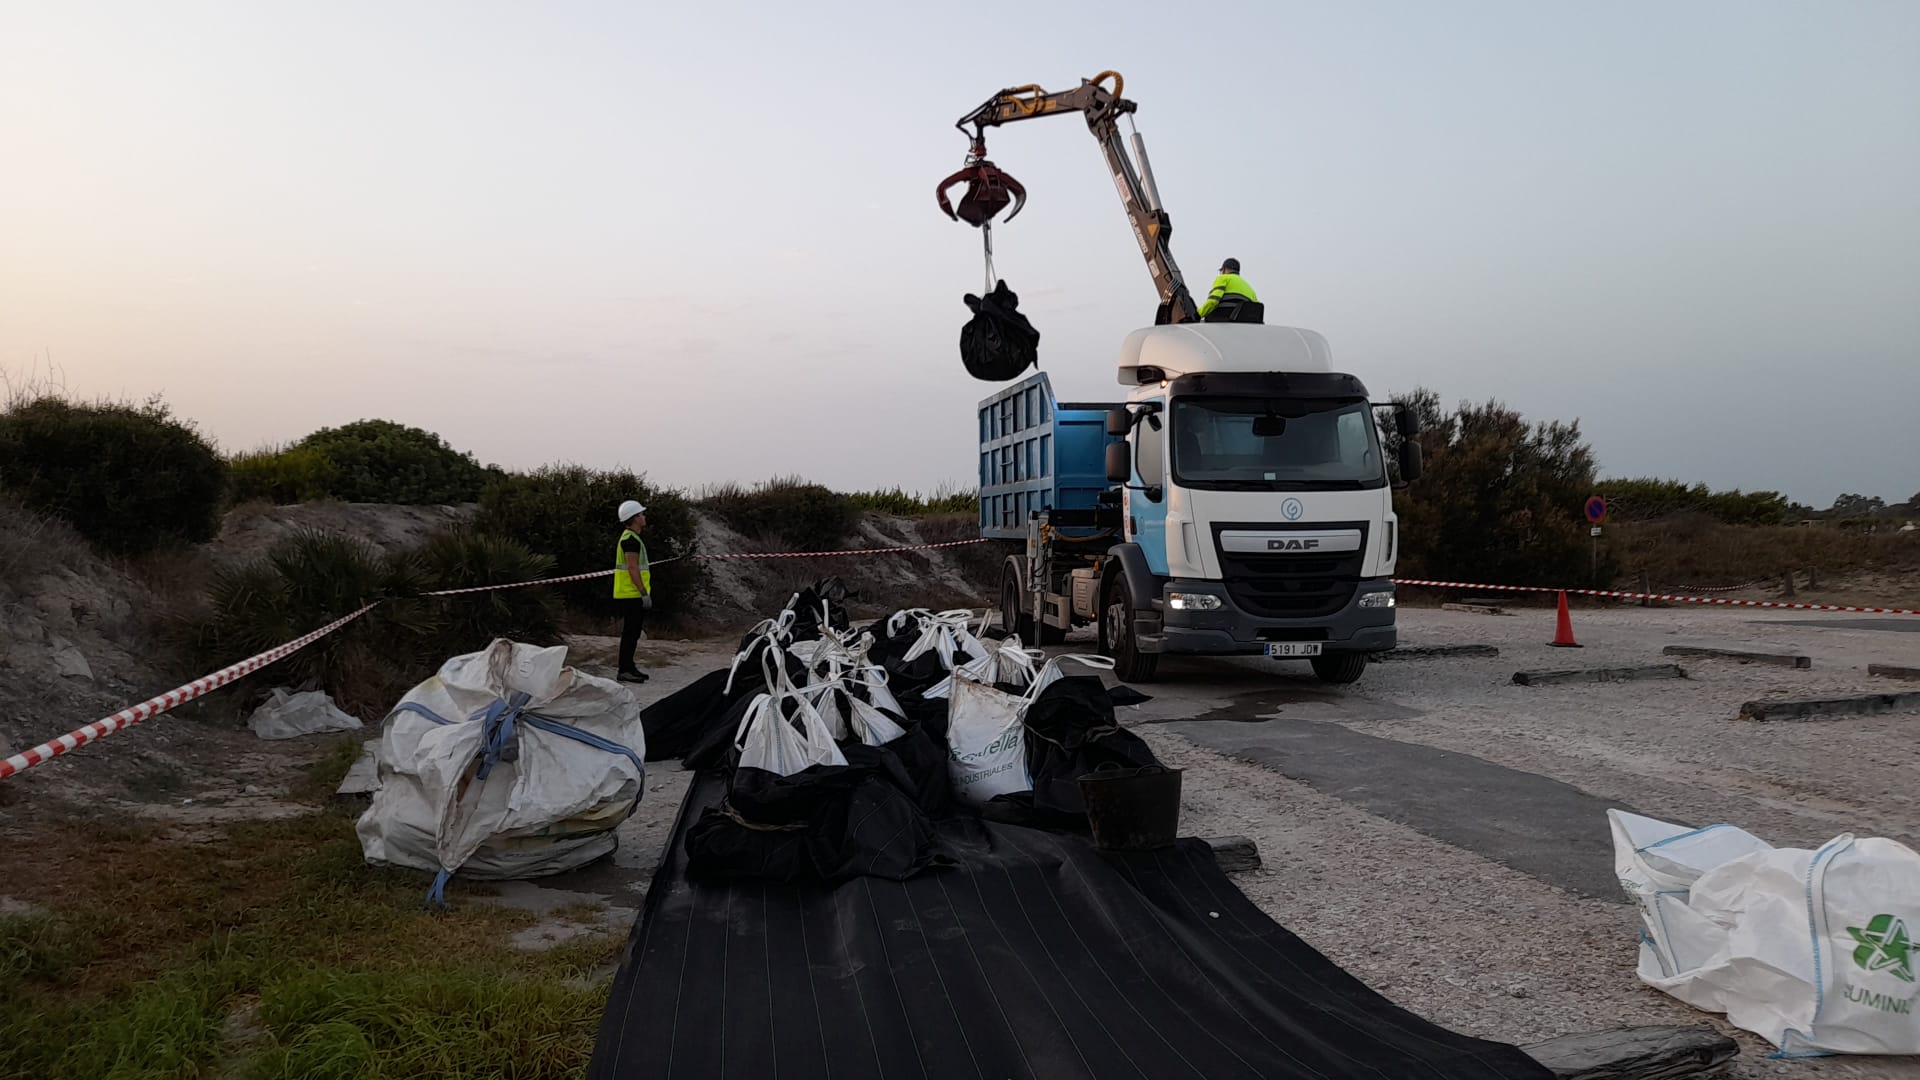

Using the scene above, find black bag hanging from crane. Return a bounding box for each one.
[959,279,1039,382]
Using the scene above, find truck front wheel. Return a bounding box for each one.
[1310,652,1368,685]
[1100,573,1159,683]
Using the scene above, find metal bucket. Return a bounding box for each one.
[1077,764,1182,851]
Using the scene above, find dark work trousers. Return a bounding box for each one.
[617,598,647,673]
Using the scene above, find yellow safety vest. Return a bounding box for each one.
[613,530,651,598]
[1198,272,1258,318]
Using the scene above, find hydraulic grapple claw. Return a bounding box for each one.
[936,149,1027,227]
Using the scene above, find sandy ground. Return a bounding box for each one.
[563,605,1920,1077]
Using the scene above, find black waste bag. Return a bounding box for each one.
[1021,675,1162,820]
[959,279,1040,382]
[841,721,952,818]
[639,668,733,762]
[786,578,853,641]
[684,762,946,884]
[670,642,812,770]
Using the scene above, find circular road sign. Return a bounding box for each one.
[1585,496,1607,524]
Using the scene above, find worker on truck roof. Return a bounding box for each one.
[1198,258,1262,323]
[613,499,651,684]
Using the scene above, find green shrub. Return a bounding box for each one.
[702,475,858,554]
[477,465,702,621]
[195,528,563,718]
[293,420,488,504]
[1386,389,1608,587]
[228,445,339,505]
[0,395,226,555]
[411,530,560,656]
[848,483,977,517]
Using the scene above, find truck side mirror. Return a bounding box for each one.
[1395,406,1421,438]
[1106,407,1130,436]
[1397,441,1424,484]
[1105,442,1131,484]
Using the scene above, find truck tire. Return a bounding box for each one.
[1100,572,1159,682]
[1000,562,1062,645]
[1310,652,1368,685]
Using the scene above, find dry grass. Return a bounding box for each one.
[0,750,622,1080]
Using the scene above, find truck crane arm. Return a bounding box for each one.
[947,71,1199,326]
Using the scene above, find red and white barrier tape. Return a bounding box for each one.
[1,537,994,780]
[0,605,377,781]
[701,538,990,560]
[1391,579,1920,617]
[420,567,616,597]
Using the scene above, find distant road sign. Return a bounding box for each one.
[1585,496,1607,524]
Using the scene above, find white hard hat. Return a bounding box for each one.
[618,499,646,522]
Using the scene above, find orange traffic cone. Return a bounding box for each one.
[1549,590,1581,647]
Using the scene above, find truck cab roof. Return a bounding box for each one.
[1117,324,1334,385]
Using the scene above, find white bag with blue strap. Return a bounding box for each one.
[1610,809,1920,1056]
[356,639,647,902]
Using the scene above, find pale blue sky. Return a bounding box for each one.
[3,1,1916,507]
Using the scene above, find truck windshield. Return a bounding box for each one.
[1171,398,1384,490]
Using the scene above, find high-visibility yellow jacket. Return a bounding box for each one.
[613,530,650,598]
[1198,273,1258,318]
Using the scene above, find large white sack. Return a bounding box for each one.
[1610,809,1920,1055]
[356,639,646,883]
[945,676,1030,805]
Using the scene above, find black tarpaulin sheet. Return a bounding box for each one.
[588,772,1551,1080]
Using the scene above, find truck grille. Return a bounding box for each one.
[1213,522,1368,620]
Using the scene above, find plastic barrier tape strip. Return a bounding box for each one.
[1391,579,1920,617]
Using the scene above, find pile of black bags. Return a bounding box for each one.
[635,587,1162,885]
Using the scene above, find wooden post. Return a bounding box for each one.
[1781,572,1795,598]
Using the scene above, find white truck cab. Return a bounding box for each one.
[984,323,1422,684]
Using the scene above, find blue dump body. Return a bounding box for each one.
[977,372,1122,542]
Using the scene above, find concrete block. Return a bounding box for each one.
[1663,646,1809,669]
[1513,665,1686,687]
[1738,692,1920,722]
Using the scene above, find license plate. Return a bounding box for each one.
[1264,642,1323,658]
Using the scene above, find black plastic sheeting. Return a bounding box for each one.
[588,771,1552,1080]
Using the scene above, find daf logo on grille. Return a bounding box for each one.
[1268,538,1321,551]
[1281,498,1304,521]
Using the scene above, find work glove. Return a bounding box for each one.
[642,594,653,611]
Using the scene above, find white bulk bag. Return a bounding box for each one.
[945,675,1030,805]
[944,653,1121,807]
[902,609,990,673]
[735,649,846,775]
[356,640,646,891]
[1610,809,1920,1056]
[922,636,1047,699]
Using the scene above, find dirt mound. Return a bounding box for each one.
[0,501,306,820]
[687,510,995,626]
[0,499,1000,816]
[206,501,476,567]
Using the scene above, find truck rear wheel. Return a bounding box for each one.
[1310,652,1368,685]
[1100,573,1159,683]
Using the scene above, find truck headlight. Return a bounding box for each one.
[1359,591,1396,609]
[1167,592,1223,611]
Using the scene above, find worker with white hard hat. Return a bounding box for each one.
[613,499,651,683]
